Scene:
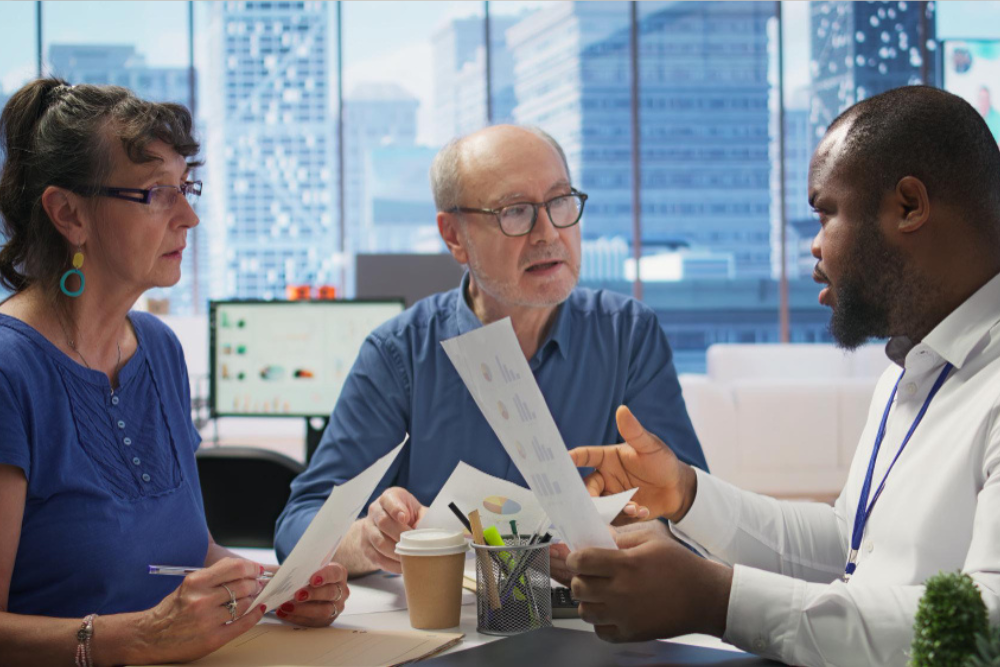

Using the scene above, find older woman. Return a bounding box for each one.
[0,79,349,666]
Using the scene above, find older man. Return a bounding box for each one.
[564,86,1000,666]
[275,125,707,575]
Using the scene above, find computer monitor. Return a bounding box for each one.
[209,299,405,419]
[356,253,465,308]
[942,40,1000,144]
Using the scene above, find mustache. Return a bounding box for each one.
[813,265,830,285]
[521,251,568,268]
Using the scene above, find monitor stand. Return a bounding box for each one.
[305,416,329,463]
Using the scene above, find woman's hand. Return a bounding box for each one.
[274,562,350,627]
[134,558,266,664]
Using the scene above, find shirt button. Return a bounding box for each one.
[866,540,874,553]
[132,456,141,466]
[118,420,126,429]
[905,383,917,395]
[752,638,767,652]
[123,437,132,446]
[112,396,119,405]
[142,473,151,482]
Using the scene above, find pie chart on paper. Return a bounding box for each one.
[483,496,522,515]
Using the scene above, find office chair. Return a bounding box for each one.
[195,446,305,549]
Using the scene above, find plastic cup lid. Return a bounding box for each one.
[395,529,469,557]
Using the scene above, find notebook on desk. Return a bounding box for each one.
[421,627,778,666]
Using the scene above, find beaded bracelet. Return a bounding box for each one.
[75,613,97,667]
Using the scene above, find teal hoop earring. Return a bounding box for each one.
[60,247,85,298]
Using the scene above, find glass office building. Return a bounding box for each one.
[201,1,338,301]
[0,0,983,371]
[811,1,937,141]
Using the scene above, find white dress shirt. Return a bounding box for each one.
[671,272,1000,666]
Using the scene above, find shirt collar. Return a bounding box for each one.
[888,270,1000,370]
[452,270,571,361]
[454,271,482,335]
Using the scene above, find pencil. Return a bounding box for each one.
[468,510,502,610]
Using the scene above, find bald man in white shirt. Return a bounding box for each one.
[562,86,1000,666]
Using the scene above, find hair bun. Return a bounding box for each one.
[45,83,73,105]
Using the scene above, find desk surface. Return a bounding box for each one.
[232,547,741,659]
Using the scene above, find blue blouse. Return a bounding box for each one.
[0,312,208,617]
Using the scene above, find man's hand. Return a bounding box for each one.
[344,487,427,575]
[566,528,733,643]
[550,521,670,586]
[570,405,698,523]
[549,543,573,587]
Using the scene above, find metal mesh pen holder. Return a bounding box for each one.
[472,539,553,636]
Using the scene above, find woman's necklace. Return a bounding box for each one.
[58,316,124,396]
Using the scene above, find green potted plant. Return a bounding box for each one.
[966,624,1000,667]
[910,571,989,666]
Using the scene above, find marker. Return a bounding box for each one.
[448,502,473,532]
[148,565,274,580]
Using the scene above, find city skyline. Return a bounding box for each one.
[2,0,999,371]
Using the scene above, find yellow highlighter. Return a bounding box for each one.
[483,526,528,603]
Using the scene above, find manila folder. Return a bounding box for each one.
[140,625,463,667]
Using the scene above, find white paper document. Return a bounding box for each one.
[442,319,618,551]
[247,439,407,614]
[418,461,636,539]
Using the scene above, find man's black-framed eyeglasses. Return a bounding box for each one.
[450,188,588,237]
[75,180,203,213]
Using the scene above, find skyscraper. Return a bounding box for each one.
[343,83,437,261]
[431,14,520,143]
[202,1,337,302]
[49,44,190,105]
[771,89,815,281]
[810,1,936,142]
[507,1,775,278]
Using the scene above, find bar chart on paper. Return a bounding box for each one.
[441,318,618,551]
[495,355,521,383]
[511,394,537,422]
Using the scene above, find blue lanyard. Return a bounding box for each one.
[843,362,953,582]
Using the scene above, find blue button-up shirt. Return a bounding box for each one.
[275,276,707,560]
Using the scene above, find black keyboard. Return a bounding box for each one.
[551,586,580,619]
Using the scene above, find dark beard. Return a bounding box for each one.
[828,221,907,350]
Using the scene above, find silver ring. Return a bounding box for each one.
[222,583,238,622]
[330,606,340,620]
[333,583,343,603]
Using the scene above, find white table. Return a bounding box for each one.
[232,548,741,658]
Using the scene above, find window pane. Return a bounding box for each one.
[341,1,484,297]
[0,1,38,301]
[42,1,197,313]
[780,0,829,346]
[495,2,634,293]
[788,0,938,345]
[636,2,776,372]
[0,2,37,102]
[195,1,339,307]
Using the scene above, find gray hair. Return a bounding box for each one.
[429,125,571,212]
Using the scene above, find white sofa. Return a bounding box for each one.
[162,315,890,497]
[678,344,890,500]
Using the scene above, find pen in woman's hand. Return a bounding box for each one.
[148,565,275,580]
